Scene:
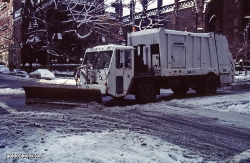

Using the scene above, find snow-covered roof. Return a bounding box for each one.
[129,27,212,38]
[26,36,40,43]
[86,44,134,52]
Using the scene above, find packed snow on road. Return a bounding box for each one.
[0,74,250,162]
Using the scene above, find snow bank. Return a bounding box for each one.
[235,75,250,82]
[170,92,250,114]
[0,88,25,95]
[38,78,76,85]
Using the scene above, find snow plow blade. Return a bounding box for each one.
[22,86,102,105]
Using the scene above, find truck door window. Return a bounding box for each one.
[97,51,112,69]
[116,50,123,69]
[124,50,132,68]
[83,52,98,65]
[152,54,160,67]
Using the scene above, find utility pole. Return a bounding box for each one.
[130,0,135,32]
[46,23,49,70]
[173,0,178,30]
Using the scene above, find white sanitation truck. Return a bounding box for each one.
[75,27,235,103]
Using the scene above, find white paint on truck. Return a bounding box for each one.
[127,28,234,85]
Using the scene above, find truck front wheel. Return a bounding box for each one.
[135,81,157,103]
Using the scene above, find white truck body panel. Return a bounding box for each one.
[127,28,234,84]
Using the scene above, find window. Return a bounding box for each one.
[116,50,123,69]
[124,50,132,68]
[83,50,112,69]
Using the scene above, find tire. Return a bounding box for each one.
[204,75,217,95]
[135,81,157,103]
[196,75,217,95]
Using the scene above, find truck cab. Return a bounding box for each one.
[75,45,136,98]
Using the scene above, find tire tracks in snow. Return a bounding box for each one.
[71,104,250,162]
[0,102,17,114]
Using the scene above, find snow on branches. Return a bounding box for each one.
[60,0,122,40]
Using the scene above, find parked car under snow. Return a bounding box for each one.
[29,69,55,80]
[10,69,28,76]
[0,67,10,75]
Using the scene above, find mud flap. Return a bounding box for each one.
[22,86,102,105]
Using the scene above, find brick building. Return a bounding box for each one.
[0,0,13,67]
[12,0,22,69]
[207,0,250,58]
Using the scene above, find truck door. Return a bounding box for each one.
[114,50,124,96]
[108,49,133,97]
[123,49,134,95]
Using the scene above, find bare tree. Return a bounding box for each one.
[236,22,250,75]
[124,0,169,31]
[23,0,125,64]
[60,0,123,41]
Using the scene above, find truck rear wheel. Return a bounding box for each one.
[135,81,157,103]
[204,75,217,95]
[196,75,217,95]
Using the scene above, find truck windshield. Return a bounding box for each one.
[83,51,113,69]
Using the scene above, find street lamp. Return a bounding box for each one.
[36,58,38,67]
[51,59,54,72]
[239,59,243,74]
[66,58,69,74]
[54,59,57,73]
[102,36,106,43]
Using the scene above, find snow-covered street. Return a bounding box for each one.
[0,74,250,163]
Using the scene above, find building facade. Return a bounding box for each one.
[0,0,13,67]
[13,0,22,69]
